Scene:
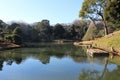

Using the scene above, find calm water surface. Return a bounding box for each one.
[0,43,120,80]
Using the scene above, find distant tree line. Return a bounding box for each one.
[0,19,89,44]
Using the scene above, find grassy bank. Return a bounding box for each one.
[92,30,120,55]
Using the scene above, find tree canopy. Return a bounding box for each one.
[79,0,108,35]
[104,0,120,29]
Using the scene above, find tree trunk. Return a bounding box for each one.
[101,15,108,35]
[90,17,108,35]
[104,25,108,35]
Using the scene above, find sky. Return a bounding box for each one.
[0,0,84,24]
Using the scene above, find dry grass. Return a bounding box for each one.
[93,30,120,53]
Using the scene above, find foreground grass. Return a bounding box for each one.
[93,30,120,54]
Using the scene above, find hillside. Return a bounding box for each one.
[93,30,120,55]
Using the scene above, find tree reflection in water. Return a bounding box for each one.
[0,43,120,80]
[0,60,3,70]
[79,69,100,80]
[0,43,87,70]
[79,65,120,80]
[78,58,108,80]
[79,55,120,80]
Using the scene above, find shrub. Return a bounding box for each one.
[12,34,22,45]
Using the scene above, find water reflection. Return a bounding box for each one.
[78,65,120,80]
[0,43,87,70]
[0,43,119,80]
[79,55,120,80]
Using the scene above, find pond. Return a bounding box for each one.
[0,43,120,80]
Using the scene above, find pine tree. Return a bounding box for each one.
[104,0,120,29]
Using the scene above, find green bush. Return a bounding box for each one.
[5,34,22,45]
[12,34,22,45]
[5,35,13,42]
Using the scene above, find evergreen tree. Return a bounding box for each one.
[104,0,120,29]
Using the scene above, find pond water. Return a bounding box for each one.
[0,43,120,80]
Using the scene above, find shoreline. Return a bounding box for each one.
[73,41,119,56]
[0,42,21,51]
[0,46,21,51]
